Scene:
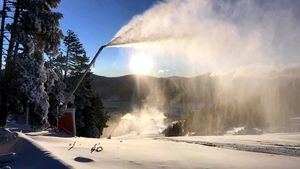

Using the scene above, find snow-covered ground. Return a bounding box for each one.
[160,133,300,157]
[7,132,297,169]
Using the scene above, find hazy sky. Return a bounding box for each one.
[58,0,158,77]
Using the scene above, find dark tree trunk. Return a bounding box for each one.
[0,1,20,127]
[0,90,7,126]
[6,2,19,65]
[22,99,28,124]
[0,0,7,77]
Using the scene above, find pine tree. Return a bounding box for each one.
[44,52,66,127]
[0,0,16,126]
[63,30,109,137]
[0,0,63,128]
[13,53,50,128]
[72,72,109,138]
[0,0,9,75]
[85,95,109,137]
[63,30,87,79]
[45,66,66,127]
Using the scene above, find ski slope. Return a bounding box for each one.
[20,132,300,169]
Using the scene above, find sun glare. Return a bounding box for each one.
[129,52,153,75]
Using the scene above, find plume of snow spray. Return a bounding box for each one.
[109,106,166,137]
[106,0,300,135]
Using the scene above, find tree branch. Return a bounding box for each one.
[4,35,9,41]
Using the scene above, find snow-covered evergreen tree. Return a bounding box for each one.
[0,0,63,128]
[13,52,49,128]
[45,67,66,127]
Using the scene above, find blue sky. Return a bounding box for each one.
[57,0,300,77]
[58,0,158,77]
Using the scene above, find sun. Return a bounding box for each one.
[129,52,153,75]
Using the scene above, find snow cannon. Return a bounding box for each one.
[64,44,107,106]
[58,44,109,136]
[58,38,123,136]
[63,37,121,106]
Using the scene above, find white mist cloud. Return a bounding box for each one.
[110,0,300,75]
[106,0,300,133]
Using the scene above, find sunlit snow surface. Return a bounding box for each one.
[10,131,300,169]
